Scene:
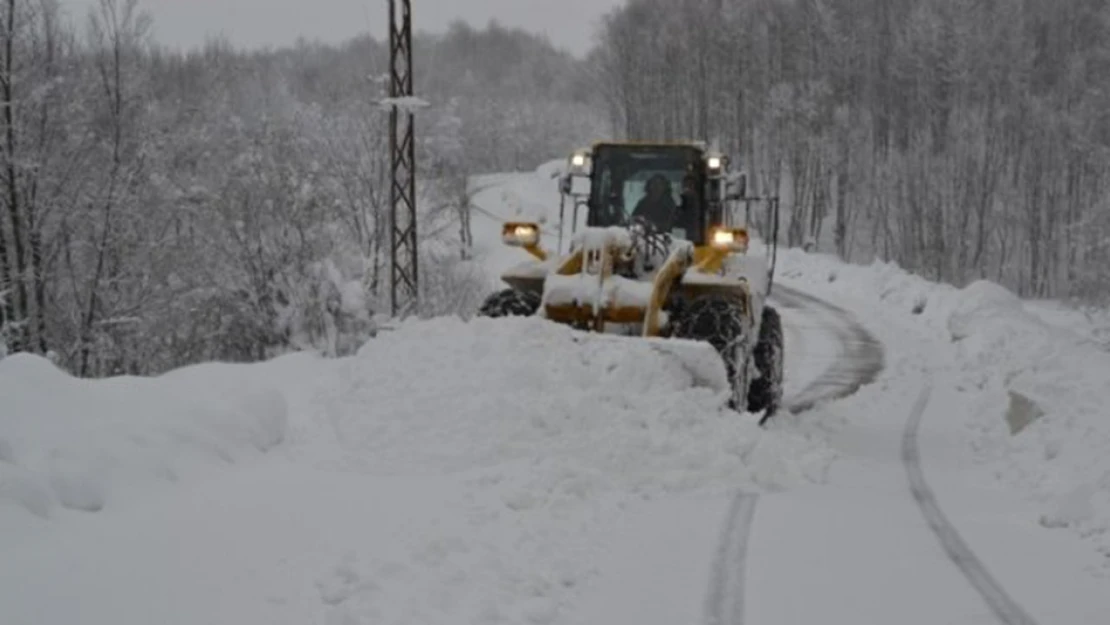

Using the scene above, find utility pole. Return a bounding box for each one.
[388,0,418,317]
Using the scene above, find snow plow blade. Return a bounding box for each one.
[555,328,732,397]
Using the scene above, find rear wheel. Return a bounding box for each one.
[747,305,784,424]
[669,294,751,411]
[477,288,541,318]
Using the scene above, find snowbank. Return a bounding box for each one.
[0,307,835,625]
[1024,299,1110,352]
[0,352,311,523]
[944,281,1110,539]
[774,248,963,332]
[775,248,1110,565]
[535,157,567,180]
[328,315,831,487]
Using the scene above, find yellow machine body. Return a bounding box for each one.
[497,140,761,335]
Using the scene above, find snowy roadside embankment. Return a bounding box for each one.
[775,248,1110,565]
[0,352,315,525]
[1024,299,1110,352]
[946,281,1110,539]
[0,312,836,625]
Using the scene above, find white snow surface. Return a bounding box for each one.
[948,281,1110,541]
[1024,298,1110,352]
[0,311,835,625]
[0,352,318,524]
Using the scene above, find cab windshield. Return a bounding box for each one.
[587,144,705,242]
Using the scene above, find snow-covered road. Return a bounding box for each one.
[574,358,1106,625]
[2,164,1108,625]
[774,284,884,414]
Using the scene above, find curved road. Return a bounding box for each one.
[700,285,887,625]
[772,284,885,415]
[705,286,1062,625]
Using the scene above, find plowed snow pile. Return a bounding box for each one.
[325,316,831,487]
[0,352,315,525]
[0,314,836,625]
[947,281,1110,545]
[302,316,836,624]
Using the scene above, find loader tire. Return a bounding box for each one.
[478,288,541,318]
[670,294,751,412]
[747,304,784,424]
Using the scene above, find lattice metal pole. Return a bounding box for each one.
[388,0,418,317]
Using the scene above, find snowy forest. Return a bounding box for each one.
[0,0,604,374]
[593,0,1110,302]
[2,0,1109,376]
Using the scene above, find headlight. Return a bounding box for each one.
[710,226,748,252]
[502,222,540,247]
[569,150,590,172]
[707,155,722,170]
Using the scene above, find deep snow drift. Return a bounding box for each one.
[321,315,831,486]
[307,316,836,624]
[0,352,329,526]
[0,310,836,625]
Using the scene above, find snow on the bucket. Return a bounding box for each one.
[543,273,656,312]
[0,352,315,523]
[569,225,634,251]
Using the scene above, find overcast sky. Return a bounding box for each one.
[59,0,623,56]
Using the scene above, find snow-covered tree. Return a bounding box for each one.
[595,0,1110,303]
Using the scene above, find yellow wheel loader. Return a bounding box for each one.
[477,141,784,422]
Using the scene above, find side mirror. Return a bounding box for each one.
[562,173,591,197]
[723,173,748,201]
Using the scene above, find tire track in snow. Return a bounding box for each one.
[699,288,878,625]
[703,492,759,625]
[772,285,885,414]
[903,386,1040,625]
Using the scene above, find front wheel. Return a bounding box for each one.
[477,288,541,318]
[669,294,751,411]
[747,304,784,424]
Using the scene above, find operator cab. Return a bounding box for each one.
[586,143,710,243]
[560,141,742,248]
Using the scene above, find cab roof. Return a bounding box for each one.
[589,139,709,152]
